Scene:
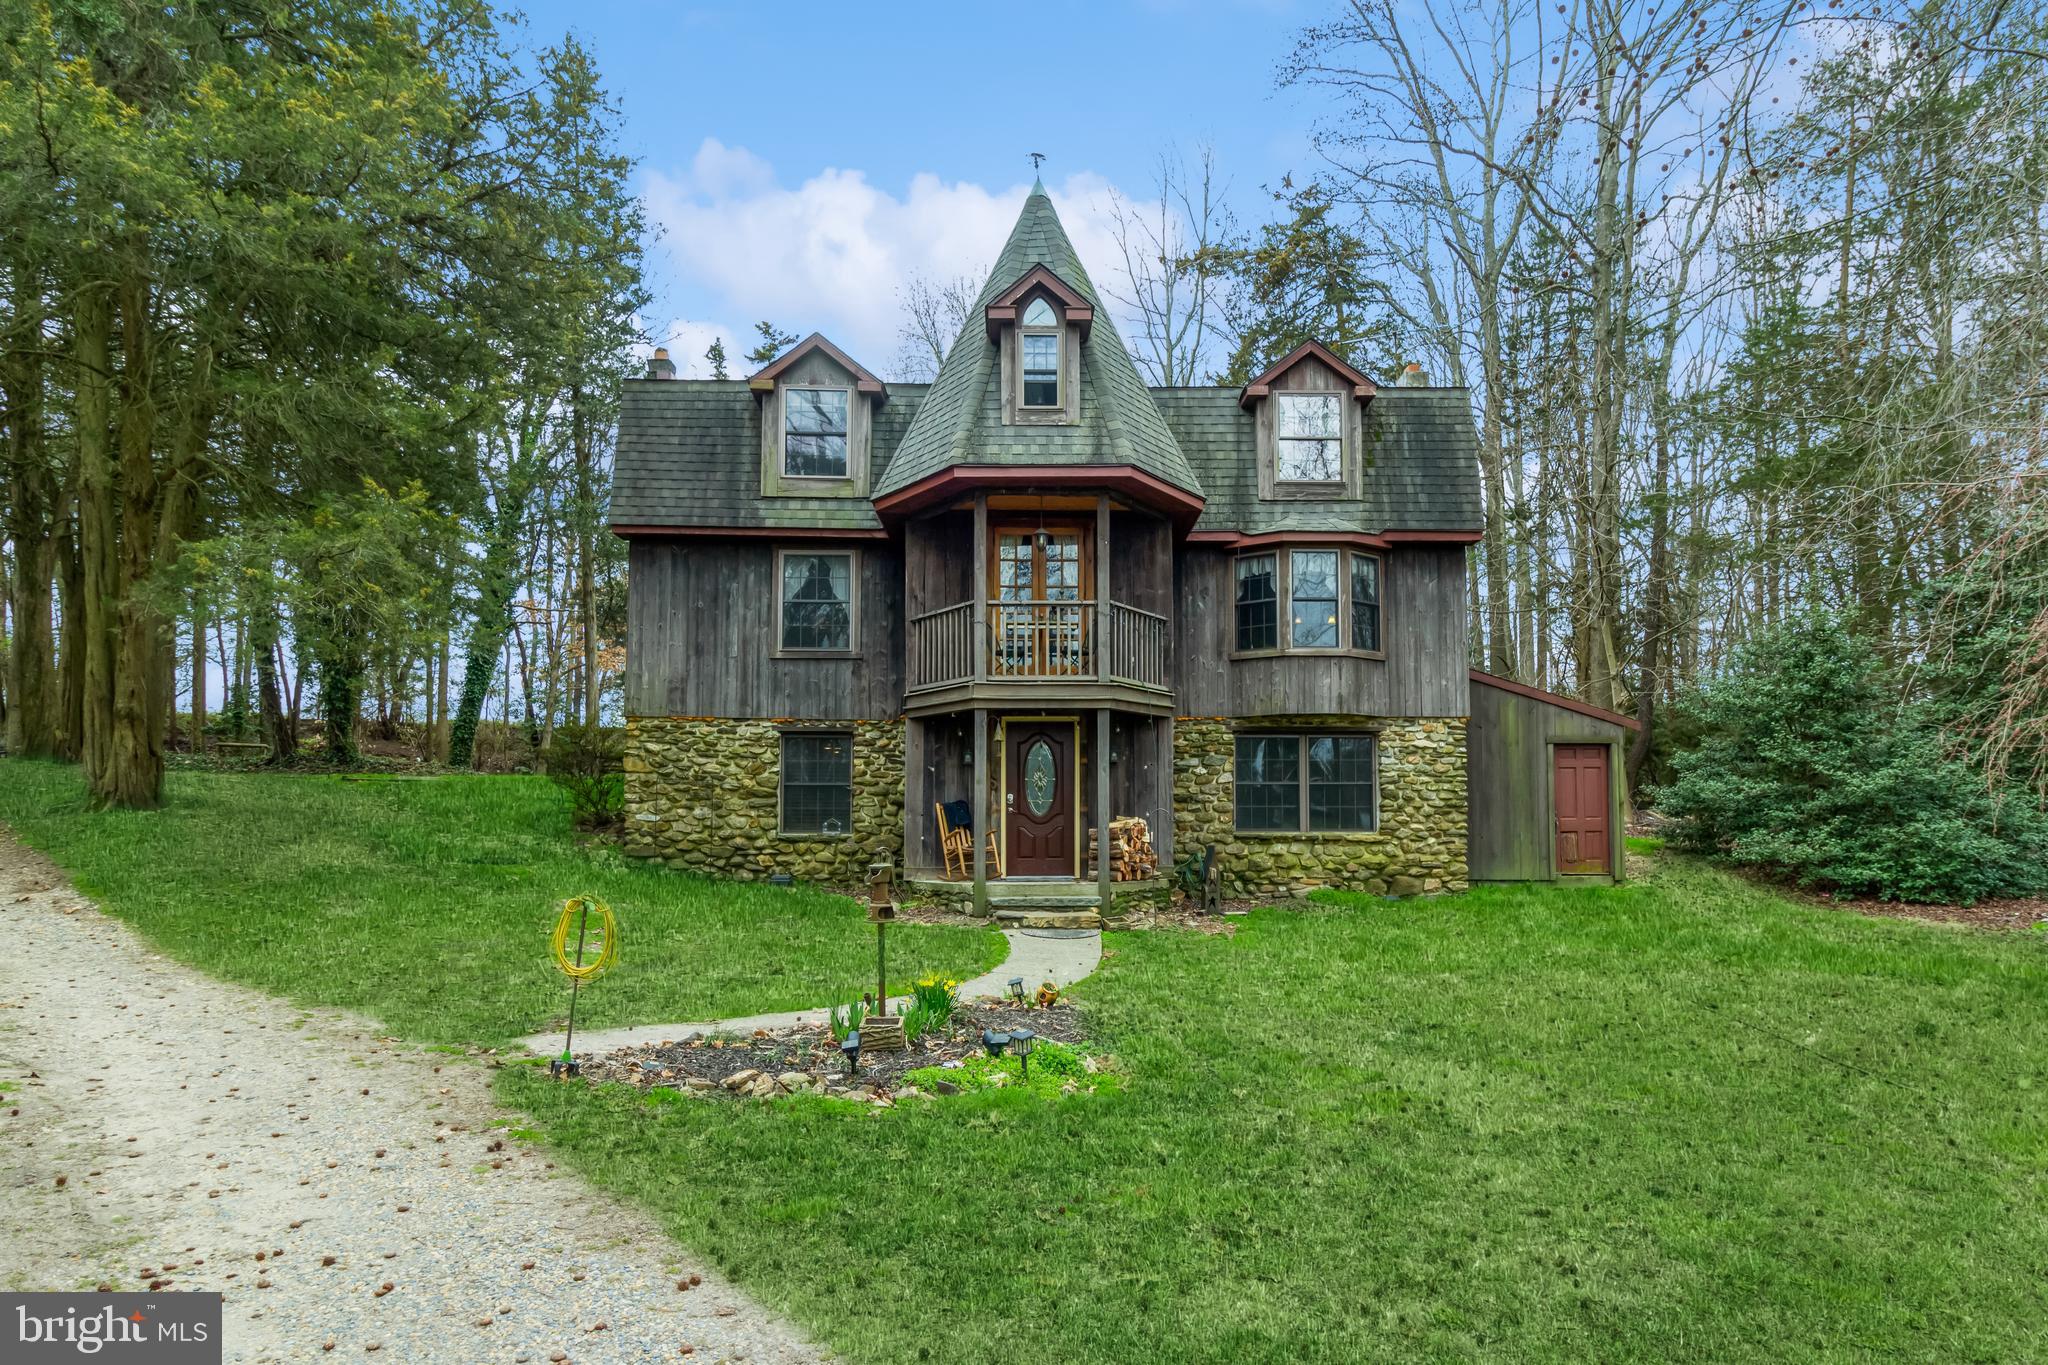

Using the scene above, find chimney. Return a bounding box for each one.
[1396,362,1426,387]
[646,346,677,380]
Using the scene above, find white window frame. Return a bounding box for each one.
[1274,391,1345,486]
[781,386,851,480]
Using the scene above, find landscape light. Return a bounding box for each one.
[982,1028,1010,1058]
[841,1030,861,1077]
[1010,1028,1036,1079]
[1008,976,1026,1005]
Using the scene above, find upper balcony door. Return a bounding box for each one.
[992,526,1092,678]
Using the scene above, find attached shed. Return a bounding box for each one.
[1467,670,1639,883]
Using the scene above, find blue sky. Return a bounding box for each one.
[521,0,1325,377]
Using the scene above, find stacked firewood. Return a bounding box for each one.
[1088,817,1160,881]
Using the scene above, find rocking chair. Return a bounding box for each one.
[934,800,1002,881]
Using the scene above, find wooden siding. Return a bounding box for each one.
[1467,676,1629,882]
[1173,543,1469,716]
[625,538,903,719]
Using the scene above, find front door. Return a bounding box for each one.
[1005,721,1075,877]
[1553,744,1612,875]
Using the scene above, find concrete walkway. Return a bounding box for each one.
[523,927,1101,1057]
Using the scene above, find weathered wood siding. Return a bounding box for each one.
[1467,676,1629,882]
[1172,543,1470,717]
[1109,511,1173,615]
[625,538,903,719]
[904,511,973,618]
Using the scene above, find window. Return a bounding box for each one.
[1351,553,1381,654]
[780,732,852,836]
[1233,547,1383,655]
[1021,298,1060,408]
[1275,392,1343,482]
[1234,733,1377,833]
[778,551,854,652]
[1289,550,1339,648]
[1235,553,1278,652]
[783,387,849,477]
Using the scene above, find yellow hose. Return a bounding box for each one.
[549,895,617,981]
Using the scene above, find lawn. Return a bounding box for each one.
[505,860,2048,1364]
[0,759,1002,1045]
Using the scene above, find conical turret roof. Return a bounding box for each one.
[874,184,1203,501]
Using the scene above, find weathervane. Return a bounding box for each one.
[1029,151,1046,173]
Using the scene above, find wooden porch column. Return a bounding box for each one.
[972,707,989,916]
[972,491,989,683]
[1094,493,1110,679]
[1096,707,1111,908]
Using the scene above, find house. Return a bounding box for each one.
[611,180,1637,912]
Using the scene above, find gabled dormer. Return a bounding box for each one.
[1238,341,1377,501]
[749,333,887,498]
[985,264,1092,425]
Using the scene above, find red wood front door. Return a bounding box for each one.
[1553,744,1612,875]
[1005,722,1074,877]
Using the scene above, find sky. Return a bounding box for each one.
[518,0,1327,379]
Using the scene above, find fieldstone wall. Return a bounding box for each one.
[1173,717,1468,897]
[622,717,904,885]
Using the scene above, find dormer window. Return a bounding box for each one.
[783,387,849,478]
[1238,341,1377,501]
[1021,299,1061,408]
[1276,393,1343,484]
[747,332,885,498]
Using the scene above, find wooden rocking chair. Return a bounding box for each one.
[934,801,1001,881]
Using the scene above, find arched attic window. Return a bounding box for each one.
[1020,297,1061,408]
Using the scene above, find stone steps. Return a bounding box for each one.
[992,908,1105,930]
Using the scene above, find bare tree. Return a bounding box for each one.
[893,273,985,382]
[1103,146,1236,385]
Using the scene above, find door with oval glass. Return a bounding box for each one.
[1004,720,1075,877]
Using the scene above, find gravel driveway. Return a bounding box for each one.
[0,826,828,1364]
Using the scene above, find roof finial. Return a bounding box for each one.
[1029,151,1046,172]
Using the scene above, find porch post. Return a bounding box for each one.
[972,707,989,916]
[1096,707,1111,909]
[1094,493,1110,680]
[972,491,989,683]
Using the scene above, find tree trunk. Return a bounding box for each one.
[191,596,207,753]
[73,284,119,790]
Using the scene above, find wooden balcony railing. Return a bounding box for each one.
[1104,601,1169,689]
[906,598,1169,693]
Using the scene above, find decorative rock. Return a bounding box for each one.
[775,1072,809,1091]
[721,1070,760,1092]
[1173,717,1468,897]
[622,718,905,882]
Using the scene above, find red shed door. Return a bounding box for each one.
[1005,722,1075,877]
[1553,745,1612,875]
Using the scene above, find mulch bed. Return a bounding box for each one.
[579,1001,1089,1097]
[1795,889,2048,934]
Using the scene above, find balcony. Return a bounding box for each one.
[906,597,1170,710]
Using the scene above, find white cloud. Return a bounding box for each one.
[643,141,1136,379]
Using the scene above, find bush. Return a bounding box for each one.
[1652,614,2048,904]
[544,724,624,829]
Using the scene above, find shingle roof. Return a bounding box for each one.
[609,187,1480,538]
[872,183,1203,499]
[609,380,926,533]
[1152,386,1483,535]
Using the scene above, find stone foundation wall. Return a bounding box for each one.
[622,717,904,885]
[1173,717,1468,897]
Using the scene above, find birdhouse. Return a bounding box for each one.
[867,860,897,921]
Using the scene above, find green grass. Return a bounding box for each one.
[0,760,1001,1045]
[504,860,2048,1363]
